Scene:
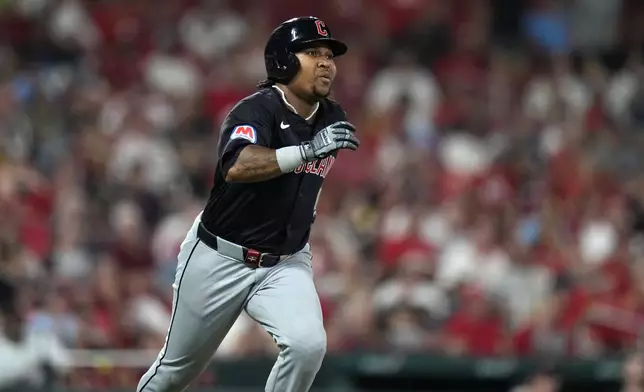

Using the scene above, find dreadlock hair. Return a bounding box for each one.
[256,79,276,89]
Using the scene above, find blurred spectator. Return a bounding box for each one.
[48,0,101,51]
[0,310,70,391]
[522,0,569,54]
[366,49,440,150]
[28,292,80,348]
[605,53,642,123]
[523,55,590,122]
[499,246,553,329]
[443,285,508,356]
[621,352,644,392]
[373,249,449,351]
[510,366,560,392]
[121,272,169,344]
[373,249,449,319]
[512,273,601,358]
[569,0,622,52]
[108,200,154,272]
[107,113,181,194]
[143,41,202,99]
[178,0,249,63]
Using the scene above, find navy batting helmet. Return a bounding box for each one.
[264,16,348,84]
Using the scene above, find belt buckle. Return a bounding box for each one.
[245,249,262,267]
[257,253,266,268]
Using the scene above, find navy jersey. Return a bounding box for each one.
[201,87,348,254]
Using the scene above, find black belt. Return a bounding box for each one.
[196,223,283,268]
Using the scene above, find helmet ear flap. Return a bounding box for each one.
[265,53,283,74]
[283,51,301,84]
[267,47,300,84]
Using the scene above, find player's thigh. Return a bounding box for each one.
[244,246,326,354]
[158,239,256,369]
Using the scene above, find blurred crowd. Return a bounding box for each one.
[3,0,644,388]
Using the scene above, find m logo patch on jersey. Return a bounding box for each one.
[231,125,257,143]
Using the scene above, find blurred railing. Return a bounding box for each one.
[66,349,158,368]
[43,350,627,392]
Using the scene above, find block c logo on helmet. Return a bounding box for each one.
[315,20,328,37]
[231,125,257,144]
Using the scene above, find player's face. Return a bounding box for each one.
[293,45,336,100]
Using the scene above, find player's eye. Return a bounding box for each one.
[306,50,334,59]
[305,50,334,63]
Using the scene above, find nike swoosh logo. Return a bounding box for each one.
[280,121,290,129]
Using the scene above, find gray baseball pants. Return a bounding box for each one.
[136,213,326,392]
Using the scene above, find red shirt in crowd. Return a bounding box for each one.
[378,236,434,269]
[444,310,505,356]
[588,290,644,350]
[513,289,593,356]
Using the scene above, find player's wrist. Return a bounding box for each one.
[299,142,317,161]
[276,146,305,173]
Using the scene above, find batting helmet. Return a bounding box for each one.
[264,16,348,84]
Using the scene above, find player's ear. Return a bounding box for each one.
[293,52,306,64]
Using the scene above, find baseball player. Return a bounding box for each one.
[137,16,359,392]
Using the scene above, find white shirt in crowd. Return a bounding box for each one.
[108,131,180,193]
[0,328,70,388]
[179,9,248,62]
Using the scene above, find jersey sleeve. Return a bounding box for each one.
[217,99,274,177]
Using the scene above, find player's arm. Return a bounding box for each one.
[225,145,282,183]
[218,102,282,183]
[227,121,360,183]
[221,104,359,183]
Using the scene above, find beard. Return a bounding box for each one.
[312,84,331,100]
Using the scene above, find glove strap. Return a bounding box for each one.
[299,142,315,161]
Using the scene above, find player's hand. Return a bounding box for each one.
[299,121,359,161]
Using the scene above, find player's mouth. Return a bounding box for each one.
[318,74,332,83]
